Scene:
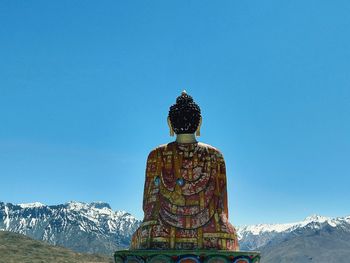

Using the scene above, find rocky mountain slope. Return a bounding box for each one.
[0,201,140,256]
[237,214,350,263]
[0,231,112,263]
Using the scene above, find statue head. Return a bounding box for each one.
[168,91,202,136]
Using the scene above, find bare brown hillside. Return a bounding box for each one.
[0,231,113,263]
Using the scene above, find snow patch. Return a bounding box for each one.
[4,205,10,230]
[19,202,45,208]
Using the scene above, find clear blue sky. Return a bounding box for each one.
[0,0,349,226]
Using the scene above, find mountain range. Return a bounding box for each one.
[0,201,140,255]
[1,201,350,262]
[238,214,350,262]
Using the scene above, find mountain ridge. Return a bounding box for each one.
[0,201,141,255]
[237,213,350,251]
[237,213,350,263]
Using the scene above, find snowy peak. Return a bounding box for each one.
[90,201,112,210]
[237,222,295,237]
[65,200,112,211]
[303,214,329,223]
[18,202,45,209]
[62,201,131,222]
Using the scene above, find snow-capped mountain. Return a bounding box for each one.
[237,214,350,251]
[0,201,141,255]
[237,214,350,263]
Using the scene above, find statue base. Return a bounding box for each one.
[114,250,260,263]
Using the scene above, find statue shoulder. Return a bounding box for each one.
[197,142,224,159]
[154,142,175,152]
[147,142,175,159]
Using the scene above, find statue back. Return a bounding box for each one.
[131,141,239,251]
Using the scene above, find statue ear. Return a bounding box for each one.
[167,117,175,137]
[196,116,202,137]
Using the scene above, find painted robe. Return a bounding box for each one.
[130,141,239,251]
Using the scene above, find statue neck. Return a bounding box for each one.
[176,133,197,144]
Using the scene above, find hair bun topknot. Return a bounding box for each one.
[176,92,194,105]
[168,91,201,134]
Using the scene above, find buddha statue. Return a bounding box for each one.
[130,91,239,251]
